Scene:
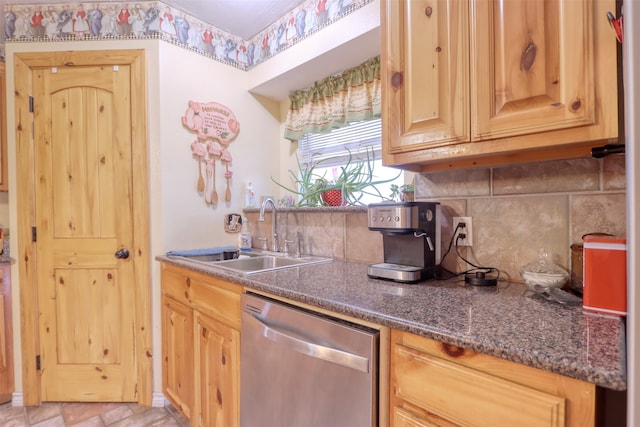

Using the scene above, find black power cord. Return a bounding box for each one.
[435,222,500,286]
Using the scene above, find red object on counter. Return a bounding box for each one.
[582,235,627,316]
[321,190,347,206]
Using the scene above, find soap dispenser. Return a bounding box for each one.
[245,182,256,208]
[239,216,252,251]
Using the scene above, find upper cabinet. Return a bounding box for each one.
[381,0,619,171]
[0,63,7,191]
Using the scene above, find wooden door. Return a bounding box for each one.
[382,0,470,160]
[471,0,595,140]
[162,296,194,421]
[194,311,240,427]
[33,64,137,401]
[0,63,7,191]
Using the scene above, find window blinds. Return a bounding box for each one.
[298,119,382,167]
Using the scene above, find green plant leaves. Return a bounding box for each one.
[271,147,400,207]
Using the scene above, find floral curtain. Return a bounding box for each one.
[284,55,381,141]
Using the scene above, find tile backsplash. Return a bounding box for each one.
[244,155,626,283]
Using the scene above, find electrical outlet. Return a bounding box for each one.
[453,217,473,246]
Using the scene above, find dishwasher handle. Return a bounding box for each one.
[246,313,370,373]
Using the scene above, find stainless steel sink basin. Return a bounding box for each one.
[170,251,331,275]
[174,251,261,263]
[214,255,330,274]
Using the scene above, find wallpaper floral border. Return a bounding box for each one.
[2,0,373,69]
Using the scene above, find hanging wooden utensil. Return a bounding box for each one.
[225,163,232,202]
[207,141,222,204]
[211,159,219,204]
[191,141,207,193]
[197,160,205,192]
[204,162,212,204]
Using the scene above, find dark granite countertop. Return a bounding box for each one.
[157,256,627,391]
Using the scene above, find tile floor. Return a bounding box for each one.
[0,402,191,427]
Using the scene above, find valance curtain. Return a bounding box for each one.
[284,55,381,141]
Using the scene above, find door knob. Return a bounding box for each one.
[115,248,130,259]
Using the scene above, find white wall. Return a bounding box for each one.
[156,42,281,252]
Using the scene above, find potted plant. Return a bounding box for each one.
[272,148,400,207]
[400,183,415,202]
[390,183,415,202]
[389,184,401,201]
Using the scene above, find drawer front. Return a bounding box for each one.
[191,278,241,330]
[161,268,192,306]
[161,264,242,329]
[393,343,565,427]
[393,405,457,427]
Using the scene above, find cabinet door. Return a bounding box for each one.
[162,296,194,421]
[0,265,12,403]
[392,342,565,427]
[194,312,240,427]
[382,0,470,157]
[471,0,595,140]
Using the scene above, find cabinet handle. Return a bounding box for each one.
[425,6,432,17]
[246,313,370,373]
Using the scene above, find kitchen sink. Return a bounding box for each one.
[213,255,330,274]
[170,250,331,275]
[174,251,261,263]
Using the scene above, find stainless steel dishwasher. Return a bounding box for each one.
[241,292,379,427]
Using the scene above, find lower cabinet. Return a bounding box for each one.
[161,263,242,427]
[195,311,240,427]
[162,296,194,420]
[0,264,14,404]
[390,329,596,427]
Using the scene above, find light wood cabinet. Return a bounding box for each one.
[195,312,240,427]
[0,264,14,403]
[162,296,194,420]
[0,62,7,191]
[390,329,596,427]
[161,263,242,427]
[381,0,618,171]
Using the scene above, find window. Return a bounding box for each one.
[297,118,403,205]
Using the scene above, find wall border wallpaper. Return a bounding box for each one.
[2,0,373,69]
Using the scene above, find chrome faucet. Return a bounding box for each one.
[259,196,279,252]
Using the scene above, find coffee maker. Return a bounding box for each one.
[367,202,441,282]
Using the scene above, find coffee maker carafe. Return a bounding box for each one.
[367,202,441,282]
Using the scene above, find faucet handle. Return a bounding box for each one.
[257,237,268,251]
[296,233,303,258]
[283,239,295,257]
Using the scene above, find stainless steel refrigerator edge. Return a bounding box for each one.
[240,293,379,427]
[624,0,640,425]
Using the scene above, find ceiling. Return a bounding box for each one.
[1,0,306,40]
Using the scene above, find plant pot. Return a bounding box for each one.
[401,191,414,202]
[321,189,347,206]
